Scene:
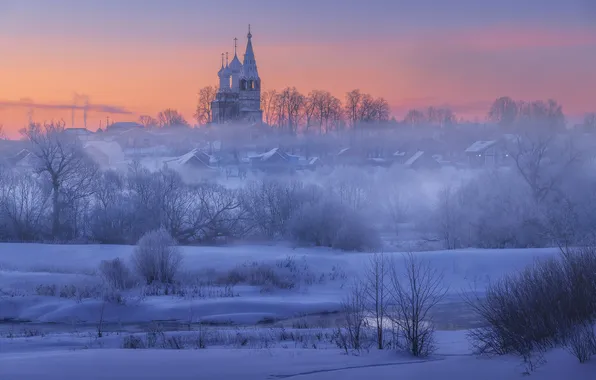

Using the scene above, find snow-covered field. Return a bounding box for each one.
[0,243,557,325]
[2,243,593,379]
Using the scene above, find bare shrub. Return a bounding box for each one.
[389,253,447,357]
[99,258,136,290]
[122,335,145,349]
[218,255,315,292]
[288,198,380,252]
[465,257,568,358]
[565,323,596,363]
[332,214,381,252]
[222,262,297,292]
[132,228,182,285]
[466,248,596,368]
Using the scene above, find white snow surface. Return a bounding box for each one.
[0,336,594,379]
[0,243,593,379]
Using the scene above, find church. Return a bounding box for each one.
[211,26,263,125]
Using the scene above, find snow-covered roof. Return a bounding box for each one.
[404,151,424,167]
[173,149,216,169]
[261,148,286,162]
[465,140,496,153]
[176,149,201,166]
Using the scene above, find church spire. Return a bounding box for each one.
[241,24,259,80]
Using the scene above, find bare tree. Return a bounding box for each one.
[194,85,218,125]
[364,253,390,349]
[302,91,319,133]
[21,121,98,239]
[508,132,581,203]
[389,253,447,357]
[402,109,422,125]
[345,89,363,128]
[138,115,158,128]
[311,91,343,134]
[488,96,519,127]
[274,87,304,134]
[157,109,189,128]
[337,281,369,353]
[261,89,278,126]
[0,171,49,241]
[0,124,6,140]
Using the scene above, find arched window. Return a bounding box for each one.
[240,79,247,90]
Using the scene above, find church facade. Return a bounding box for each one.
[211,26,263,125]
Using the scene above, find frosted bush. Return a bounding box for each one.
[132,228,182,285]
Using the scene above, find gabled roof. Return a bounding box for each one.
[174,149,216,169]
[465,140,496,153]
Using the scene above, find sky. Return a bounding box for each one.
[0,0,595,136]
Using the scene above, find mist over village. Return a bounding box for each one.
[1,1,596,379]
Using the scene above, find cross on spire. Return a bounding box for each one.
[247,24,252,39]
[226,52,229,65]
[233,37,238,55]
[221,53,224,66]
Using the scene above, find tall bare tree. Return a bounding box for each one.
[345,89,389,127]
[261,89,278,126]
[345,89,363,128]
[0,124,6,140]
[194,85,218,125]
[364,253,390,349]
[389,253,448,357]
[311,90,343,134]
[157,109,189,128]
[279,87,305,135]
[21,121,98,238]
[303,91,319,133]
